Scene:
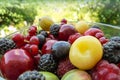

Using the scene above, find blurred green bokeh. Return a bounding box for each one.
[0,0,120,37]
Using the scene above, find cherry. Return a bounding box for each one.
[61,18,67,25]
[24,35,32,41]
[41,40,57,55]
[29,36,39,45]
[58,24,77,41]
[12,33,25,47]
[28,26,37,36]
[23,44,31,52]
[29,44,39,56]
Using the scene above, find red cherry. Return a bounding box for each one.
[29,44,39,56]
[58,24,77,41]
[68,33,82,44]
[117,63,120,69]
[28,26,37,36]
[41,40,57,55]
[12,33,25,47]
[23,44,31,52]
[0,49,35,80]
[24,35,32,41]
[61,18,67,24]
[29,36,39,45]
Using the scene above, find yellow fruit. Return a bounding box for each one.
[39,16,54,31]
[75,21,89,34]
[69,36,103,70]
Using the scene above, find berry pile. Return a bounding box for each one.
[0,17,120,80]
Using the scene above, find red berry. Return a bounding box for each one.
[68,33,82,44]
[23,44,31,52]
[57,57,76,78]
[29,44,39,56]
[29,36,39,45]
[95,32,104,39]
[91,60,120,80]
[12,33,24,42]
[24,35,32,41]
[28,26,37,36]
[12,33,25,47]
[84,28,103,36]
[117,63,120,69]
[99,37,109,44]
[61,18,67,24]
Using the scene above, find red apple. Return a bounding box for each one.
[41,40,57,54]
[58,24,77,41]
[0,49,35,80]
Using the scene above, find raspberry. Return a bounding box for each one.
[91,60,120,80]
[57,57,76,78]
[84,28,108,44]
[68,33,82,44]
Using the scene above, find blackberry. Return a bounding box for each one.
[50,24,60,37]
[0,38,16,54]
[38,54,57,72]
[18,70,45,80]
[39,30,48,37]
[110,36,120,43]
[103,41,120,64]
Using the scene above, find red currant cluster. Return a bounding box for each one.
[84,27,109,44]
[12,26,40,56]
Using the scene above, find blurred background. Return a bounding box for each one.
[0,0,120,37]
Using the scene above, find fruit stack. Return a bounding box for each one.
[0,16,120,80]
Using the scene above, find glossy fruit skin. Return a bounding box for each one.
[75,21,89,34]
[39,16,54,31]
[58,24,77,41]
[41,40,57,54]
[69,36,103,70]
[52,41,71,59]
[0,49,35,80]
[39,71,59,80]
[61,69,92,80]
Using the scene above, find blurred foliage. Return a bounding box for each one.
[0,0,120,37]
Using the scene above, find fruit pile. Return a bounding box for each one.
[0,16,120,80]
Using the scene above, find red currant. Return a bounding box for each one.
[29,44,39,56]
[29,36,39,45]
